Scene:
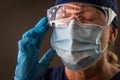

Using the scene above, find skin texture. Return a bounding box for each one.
[60,2,120,80]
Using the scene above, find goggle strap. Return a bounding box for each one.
[107,8,117,26]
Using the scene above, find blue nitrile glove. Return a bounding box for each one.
[14,17,56,80]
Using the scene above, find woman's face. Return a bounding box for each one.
[48,2,118,54]
[55,2,113,51]
[48,2,118,71]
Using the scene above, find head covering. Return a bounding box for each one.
[55,0,118,27]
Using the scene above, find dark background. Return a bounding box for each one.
[0,0,119,80]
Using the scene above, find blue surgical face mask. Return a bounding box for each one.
[50,20,108,71]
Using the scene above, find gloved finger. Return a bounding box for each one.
[35,17,48,28]
[22,17,49,38]
[32,48,56,80]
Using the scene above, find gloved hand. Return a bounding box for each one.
[14,17,56,80]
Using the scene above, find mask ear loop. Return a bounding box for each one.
[98,7,117,54]
[100,44,108,53]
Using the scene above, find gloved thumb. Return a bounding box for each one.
[31,48,56,80]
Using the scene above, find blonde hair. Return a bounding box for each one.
[106,23,120,68]
[107,50,120,68]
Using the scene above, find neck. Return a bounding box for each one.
[65,56,120,80]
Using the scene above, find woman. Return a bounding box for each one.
[44,0,120,80]
[14,0,120,80]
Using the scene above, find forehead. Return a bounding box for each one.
[57,2,104,13]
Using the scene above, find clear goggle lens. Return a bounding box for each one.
[47,2,116,28]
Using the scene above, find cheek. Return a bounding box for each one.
[100,28,110,49]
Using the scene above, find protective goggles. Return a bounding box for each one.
[47,2,116,28]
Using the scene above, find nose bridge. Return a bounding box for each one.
[70,16,78,22]
[69,14,83,23]
[68,8,84,23]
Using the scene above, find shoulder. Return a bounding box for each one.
[46,66,64,76]
[43,66,68,80]
[111,72,120,80]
